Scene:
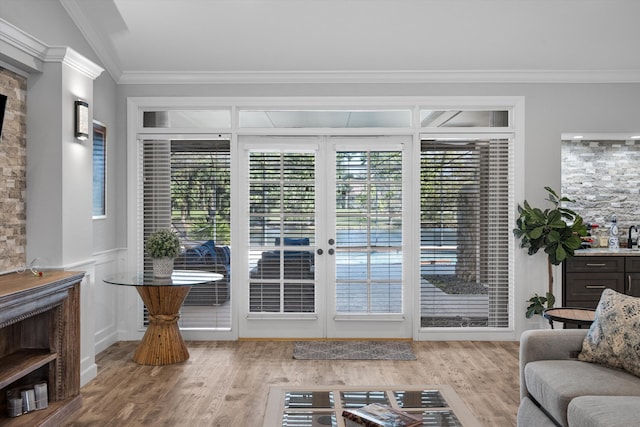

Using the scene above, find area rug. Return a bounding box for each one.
[293,341,417,360]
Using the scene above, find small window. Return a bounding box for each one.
[420,110,509,128]
[92,122,107,218]
[142,110,231,129]
[239,110,411,128]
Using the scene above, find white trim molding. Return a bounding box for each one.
[117,69,640,85]
[45,46,104,80]
[0,18,103,79]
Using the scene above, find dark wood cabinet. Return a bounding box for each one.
[625,257,640,297]
[564,255,640,308]
[0,271,84,426]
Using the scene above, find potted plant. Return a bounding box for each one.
[513,187,587,318]
[145,228,181,278]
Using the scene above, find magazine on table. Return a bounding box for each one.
[342,403,422,427]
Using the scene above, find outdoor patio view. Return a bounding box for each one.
[141,135,511,330]
[420,138,511,328]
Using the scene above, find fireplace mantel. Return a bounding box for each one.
[0,270,84,426]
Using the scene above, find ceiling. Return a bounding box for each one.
[59,0,640,84]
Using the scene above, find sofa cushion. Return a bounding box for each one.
[578,288,640,377]
[524,360,640,427]
[568,396,640,427]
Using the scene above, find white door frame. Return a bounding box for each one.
[125,96,524,342]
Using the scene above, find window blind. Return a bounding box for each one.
[248,151,316,314]
[420,138,512,328]
[335,150,403,314]
[92,123,106,217]
[140,139,231,329]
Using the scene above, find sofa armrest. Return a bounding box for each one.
[519,329,588,400]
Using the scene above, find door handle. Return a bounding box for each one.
[629,275,632,294]
[328,248,335,255]
[585,285,606,289]
[317,248,323,255]
[328,238,335,245]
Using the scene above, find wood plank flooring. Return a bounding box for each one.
[62,340,520,427]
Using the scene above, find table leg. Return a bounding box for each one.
[133,285,192,365]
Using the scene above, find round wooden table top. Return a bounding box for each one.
[543,307,596,326]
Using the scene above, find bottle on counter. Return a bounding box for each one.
[609,215,619,249]
[590,224,599,248]
[599,227,609,248]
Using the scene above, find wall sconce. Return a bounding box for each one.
[74,100,89,140]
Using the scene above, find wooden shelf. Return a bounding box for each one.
[0,271,84,426]
[0,395,82,427]
[0,350,57,390]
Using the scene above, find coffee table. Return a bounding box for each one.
[264,384,481,426]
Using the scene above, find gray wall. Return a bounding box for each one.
[2,0,120,253]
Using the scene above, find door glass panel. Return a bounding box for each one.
[420,138,511,328]
[141,139,232,329]
[249,151,316,313]
[335,150,403,314]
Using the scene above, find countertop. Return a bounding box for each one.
[575,248,640,256]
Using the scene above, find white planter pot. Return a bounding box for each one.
[153,257,174,278]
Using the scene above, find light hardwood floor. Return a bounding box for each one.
[63,340,520,426]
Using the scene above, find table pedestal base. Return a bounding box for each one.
[133,285,192,365]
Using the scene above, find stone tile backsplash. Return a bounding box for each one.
[562,139,640,244]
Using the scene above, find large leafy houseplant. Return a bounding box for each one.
[513,187,587,318]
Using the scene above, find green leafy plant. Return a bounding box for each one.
[513,187,587,318]
[145,228,181,258]
[526,293,556,318]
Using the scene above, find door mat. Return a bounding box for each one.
[293,341,417,360]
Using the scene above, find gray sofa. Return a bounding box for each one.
[518,329,640,427]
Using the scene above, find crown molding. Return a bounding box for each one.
[0,18,48,73]
[59,0,122,82]
[0,18,103,80]
[45,47,104,80]
[117,69,640,85]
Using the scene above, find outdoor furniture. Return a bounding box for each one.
[250,237,314,279]
[174,240,231,305]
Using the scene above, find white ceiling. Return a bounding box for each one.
[60,0,640,84]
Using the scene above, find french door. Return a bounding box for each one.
[238,135,412,338]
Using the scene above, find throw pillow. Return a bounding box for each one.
[578,288,640,377]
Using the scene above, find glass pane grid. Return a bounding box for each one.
[419,410,464,427]
[248,150,317,314]
[340,391,388,408]
[335,150,403,315]
[282,412,337,427]
[272,387,472,427]
[285,391,335,409]
[394,390,448,408]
